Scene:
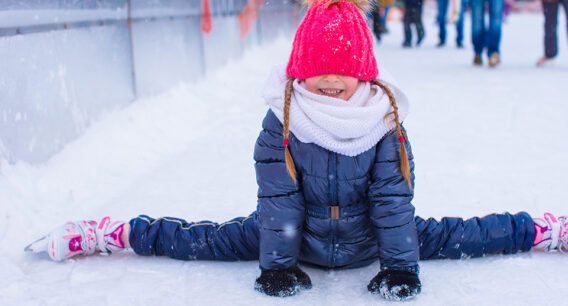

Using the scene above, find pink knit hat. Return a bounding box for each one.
[286,0,378,81]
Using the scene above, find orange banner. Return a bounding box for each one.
[238,0,264,39]
[201,0,212,34]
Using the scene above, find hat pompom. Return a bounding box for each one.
[302,0,371,13]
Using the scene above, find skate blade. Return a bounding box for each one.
[24,235,49,253]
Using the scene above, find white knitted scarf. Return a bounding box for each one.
[262,65,410,156]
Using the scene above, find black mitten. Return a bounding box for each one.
[254,266,312,297]
[367,269,421,301]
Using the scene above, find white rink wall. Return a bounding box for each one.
[0,0,298,164]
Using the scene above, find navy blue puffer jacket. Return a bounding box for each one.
[128,110,535,268]
[255,110,419,271]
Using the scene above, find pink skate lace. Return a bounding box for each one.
[75,220,98,256]
[95,217,126,254]
[533,213,567,253]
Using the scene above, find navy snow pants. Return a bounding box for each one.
[542,0,568,58]
[128,212,535,263]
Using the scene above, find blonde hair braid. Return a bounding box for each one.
[371,79,412,189]
[283,78,297,184]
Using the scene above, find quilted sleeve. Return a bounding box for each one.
[368,128,420,271]
[254,110,305,270]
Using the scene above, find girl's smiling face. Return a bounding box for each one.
[304,74,359,101]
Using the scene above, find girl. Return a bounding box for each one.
[26,0,567,301]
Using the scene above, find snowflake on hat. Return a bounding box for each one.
[286,0,378,81]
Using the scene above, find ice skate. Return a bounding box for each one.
[25,217,127,261]
[473,54,482,66]
[488,52,501,68]
[532,213,568,252]
[416,34,425,46]
[536,56,554,67]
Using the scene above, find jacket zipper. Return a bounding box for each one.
[328,152,338,267]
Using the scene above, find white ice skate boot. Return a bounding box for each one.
[532,213,568,253]
[25,217,127,261]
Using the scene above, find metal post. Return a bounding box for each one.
[126,0,138,100]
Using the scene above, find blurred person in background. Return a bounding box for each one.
[536,0,568,66]
[470,0,504,67]
[370,0,394,42]
[378,0,394,33]
[437,0,468,48]
[402,0,425,47]
[370,0,384,41]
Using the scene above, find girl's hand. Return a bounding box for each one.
[367,269,421,301]
[254,266,312,297]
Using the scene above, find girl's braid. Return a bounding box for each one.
[371,79,412,189]
[283,78,297,184]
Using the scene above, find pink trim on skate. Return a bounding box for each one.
[106,223,125,249]
[65,235,83,258]
[532,219,549,246]
[66,235,83,252]
[545,213,557,223]
[79,220,97,255]
[545,213,561,250]
[98,217,110,230]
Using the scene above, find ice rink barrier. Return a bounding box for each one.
[0,0,300,164]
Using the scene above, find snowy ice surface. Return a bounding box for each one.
[1,12,568,306]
